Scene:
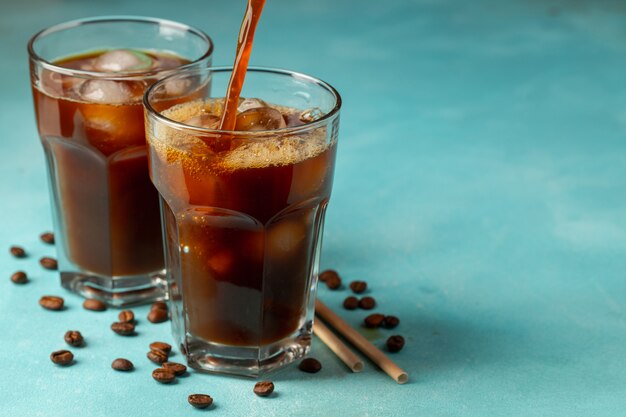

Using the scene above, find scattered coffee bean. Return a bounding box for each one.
[163,362,187,376]
[50,349,73,366]
[188,394,213,409]
[83,298,107,311]
[325,274,341,290]
[152,367,176,383]
[9,246,26,258]
[111,321,135,336]
[147,349,169,365]
[321,270,341,289]
[253,381,275,397]
[358,296,376,310]
[10,271,28,284]
[39,257,58,270]
[319,269,338,282]
[64,330,84,347]
[349,280,367,294]
[343,296,359,310]
[382,315,400,329]
[151,301,167,311]
[364,313,385,328]
[386,335,405,353]
[40,232,55,244]
[298,357,322,373]
[39,295,64,311]
[148,308,168,323]
[118,310,135,323]
[111,358,134,371]
[150,341,172,355]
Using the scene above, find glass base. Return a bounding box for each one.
[184,321,313,378]
[61,270,166,307]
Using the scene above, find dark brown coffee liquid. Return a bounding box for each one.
[219,0,266,131]
[33,51,188,276]
[152,102,336,345]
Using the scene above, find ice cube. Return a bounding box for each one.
[151,54,183,71]
[207,250,234,275]
[183,114,220,129]
[93,49,153,72]
[235,107,287,131]
[237,97,268,113]
[299,107,324,123]
[163,78,191,96]
[291,152,329,199]
[267,221,306,257]
[78,79,145,104]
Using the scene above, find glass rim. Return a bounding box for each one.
[144,66,342,137]
[27,15,214,80]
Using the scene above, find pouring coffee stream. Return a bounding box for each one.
[219,0,267,131]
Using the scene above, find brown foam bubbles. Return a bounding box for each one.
[153,98,330,173]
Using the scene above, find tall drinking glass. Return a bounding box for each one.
[144,67,341,376]
[28,17,213,306]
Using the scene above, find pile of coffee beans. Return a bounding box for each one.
[8,233,57,286]
[148,301,168,323]
[7,234,276,409]
[8,234,409,411]
[319,269,406,353]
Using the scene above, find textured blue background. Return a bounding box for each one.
[2,0,626,415]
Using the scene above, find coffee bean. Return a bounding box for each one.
[40,232,55,244]
[83,298,107,311]
[319,269,338,282]
[39,295,64,311]
[64,330,84,347]
[111,358,134,371]
[151,301,167,311]
[343,296,358,310]
[39,257,58,270]
[147,349,169,365]
[188,394,213,409]
[382,315,400,329]
[364,313,385,328]
[152,367,176,383]
[118,310,135,323]
[111,321,135,336]
[386,335,405,353]
[320,270,341,289]
[253,381,275,397]
[10,271,28,284]
[50,350,73,366]
[163,362,187,376]
[349,280,367,294]
[150,341,172,354]
[148,308,168,323]
[325,275,341,290]
[298,357,322,373]
[358,296,376,310]
[9,246,26,258]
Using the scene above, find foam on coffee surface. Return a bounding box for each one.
[159,99,330,171]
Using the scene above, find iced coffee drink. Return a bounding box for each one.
[145,68,341,376]
[28,17,212,306]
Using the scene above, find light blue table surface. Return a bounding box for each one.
[2,0,626,416]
